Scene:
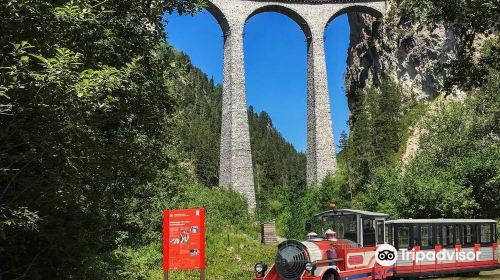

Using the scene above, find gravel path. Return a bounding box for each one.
[431,270,500,279]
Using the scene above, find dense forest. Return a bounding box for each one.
[1,0,499,279]
[0,0,302,278]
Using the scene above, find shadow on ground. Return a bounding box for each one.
[431,270,500,280]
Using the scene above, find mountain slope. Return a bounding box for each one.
[341,2,500,221]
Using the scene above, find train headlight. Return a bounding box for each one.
[305,262,316,272]
[254,262,267,274]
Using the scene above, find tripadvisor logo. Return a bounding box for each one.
[376,244,398,266]
[400,248,482,262]
[375,244,483,267]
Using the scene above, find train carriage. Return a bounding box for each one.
[253,209,499,280]
[386,219,498,278]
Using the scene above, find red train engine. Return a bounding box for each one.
[253,209,499,280]
[254,209,393,280]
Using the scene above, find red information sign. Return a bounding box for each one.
[163,208,206,271]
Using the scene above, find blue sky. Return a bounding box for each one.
[164,11,351,152]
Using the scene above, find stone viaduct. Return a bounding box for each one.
[206,0,386,211]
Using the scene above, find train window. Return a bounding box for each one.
[481,224,492,243]
[391,225,395,245]
[463,225,473,245]
[421,225,433,248]
[413,225,419,246]
[448,225,456,246]
[477,224,483,242]
[386,225,395,245]
[385,225,390,244]
[455,225,461,244]
[363,218,376,247]
[350,223,356,232]
[340,215,358,244]
[442,226,448,246]
[436,225,442,245]
[398,226,410,249]
[443,225,455,247]
[494,225,497,242]
[337,223,345,239]
[376,220,384,244]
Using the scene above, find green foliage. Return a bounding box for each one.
[173,51,223,187]
[342,78,407,194]
[1,0,498,278]
[0,0,298,278]
[249,108,307,227]
[83,186,266,280]
[401,0,499,36]
[412,66,500,218]
[359,54,500,220]
[0,0,207,278]
[394,101,430,160]
[0,41,186,278]
[170,59,308,235]
[249,108,306,193]
[343,35,499,222]
[283,174,351,239]
[113,230,275,280]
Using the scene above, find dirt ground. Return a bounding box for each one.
[430,270,500,279]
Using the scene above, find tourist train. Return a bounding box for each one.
[253,209,499,280]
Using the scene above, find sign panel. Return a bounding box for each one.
[163,208,206,271]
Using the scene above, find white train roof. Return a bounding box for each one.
[315,209,389,218]
[387,219,497,224]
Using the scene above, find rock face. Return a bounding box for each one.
[344,2,469,163]
[345,2,464,114]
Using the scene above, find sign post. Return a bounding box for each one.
[163,208,206,280]
[200,268,206,280]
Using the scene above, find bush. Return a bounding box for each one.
[361,62,500,220]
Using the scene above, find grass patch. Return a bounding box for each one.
[155,226,275,279]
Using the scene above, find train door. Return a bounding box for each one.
[437,224,458,270]
[417,224,435,274]
[394,224,414,275]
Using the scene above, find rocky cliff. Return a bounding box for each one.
[344,2,470,163]
[345,2,466,113]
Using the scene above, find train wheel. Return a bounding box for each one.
[321,272,336,280]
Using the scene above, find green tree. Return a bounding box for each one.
[0,0,201,278]
[343,78,405,193]
[362,43,500,220]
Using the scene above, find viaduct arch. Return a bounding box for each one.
[204,0,386,211]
